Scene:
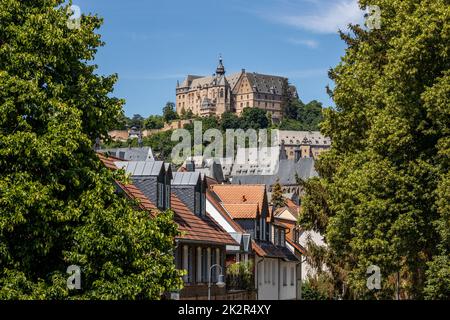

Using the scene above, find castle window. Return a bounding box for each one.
[220,89,224,98]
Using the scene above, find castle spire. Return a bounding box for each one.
[216,54,225,75]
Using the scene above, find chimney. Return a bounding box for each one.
[186,160,195,172]
[241,68,246,73]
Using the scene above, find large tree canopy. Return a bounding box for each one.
[0,0,182,299]
[300,0,449,299]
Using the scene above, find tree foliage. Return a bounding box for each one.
[162,102,178,123]
[271,180,286,209]
[299,0,449,299]
[0,0,183,299]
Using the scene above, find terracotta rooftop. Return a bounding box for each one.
[210,184,265,205]
[221,203,260,219]
[171,193,237,246]
[210,184,266,220]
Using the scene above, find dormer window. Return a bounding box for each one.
[157,182,164,209]
[165,184,171,209]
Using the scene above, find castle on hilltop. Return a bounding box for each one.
[176,57,298,123]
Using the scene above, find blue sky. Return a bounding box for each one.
[73,0,366,117]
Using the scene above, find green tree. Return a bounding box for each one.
[300,0,449,299]
[240,107,269,130]
[143,130,177,161]
[271,180,286,209]
[0,0,183,299]
[221,111,241,130]
[162,102,178,123]
[144,115,164,130]
[298,100,324,130]
[130,114,145,128]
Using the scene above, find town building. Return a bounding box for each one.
[97,154,246,300]
[176,57,298,123]
[208,184,300,300]
[276,130,331,160]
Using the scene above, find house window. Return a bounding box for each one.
[259,261,263,285]
[195,191,200,215]
[211,249,217,282]
[272,261,276,285]
[264,261,267,283]
[283,266,287,286]
[165,184,171,209]
[157,182,164,208]
[182,245,189,283]
[201,193,206,216]
[201,248,208,282]
[196,247,202,283]
[290,267,295,286]
[281,230,285,247]
[274,228,279,246]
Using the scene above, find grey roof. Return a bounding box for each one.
[100,147,154,161]
[231,158,318,186]
[171,171,201,186]
[195,164,225,183]
[114,160,164,176]
[246,72,286,95]
[179,71,296,96]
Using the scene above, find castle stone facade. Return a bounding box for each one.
[176,58,298,123]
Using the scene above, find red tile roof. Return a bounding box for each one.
[221,203,259,219]
[171,193,237,245]
[210,184,266,219]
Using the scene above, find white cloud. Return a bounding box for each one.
[266,0,364,34]
[286,38,319,48]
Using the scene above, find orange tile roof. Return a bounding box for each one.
[210,184,266,219]
[206,190,246,233]
[210,184,265,206]
[221,203,259,219]
[97,152,121,169]
[251,240,266,257]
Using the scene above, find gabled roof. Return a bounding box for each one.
[172,171,201,186]
[210,184,265,207]
[171,193,237,246]
[286,238,306,255]
[99,147,154,161]
[210,184,266,220]
[221,203,259,219]
[116,181,159,216]
[231,158,318,186]
[97,153,236,246]
[254,240,298,261]
[115,161,164,176]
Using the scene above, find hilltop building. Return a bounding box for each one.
[176,57,298,123]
